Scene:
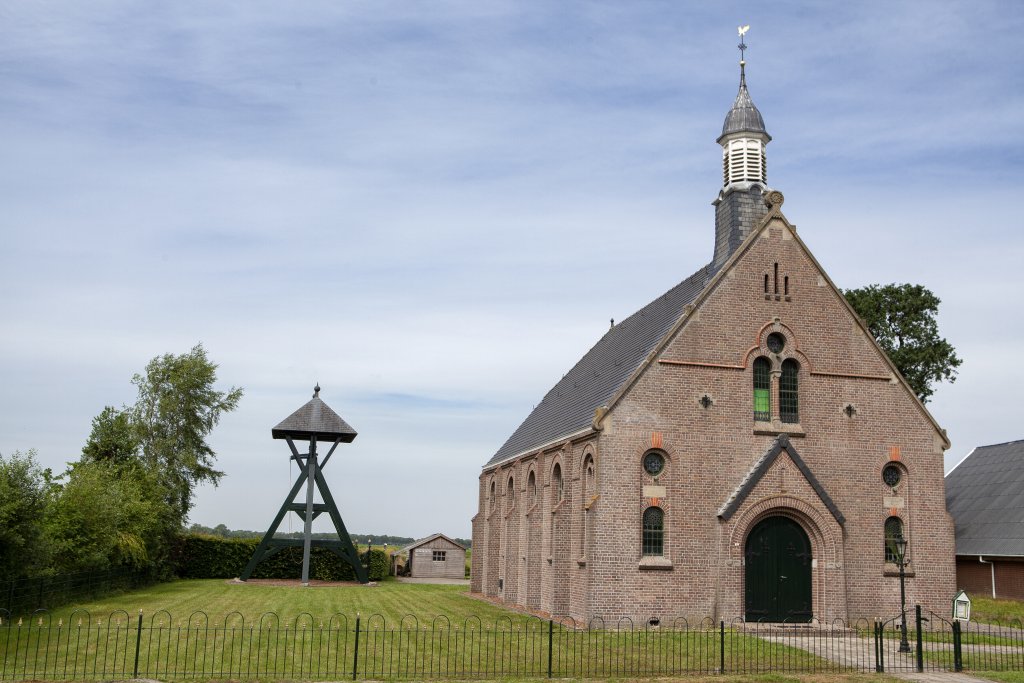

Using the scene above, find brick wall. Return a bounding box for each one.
[471,210,956,624]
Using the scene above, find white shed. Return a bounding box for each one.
[394,533,466,579]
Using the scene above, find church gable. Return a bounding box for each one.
[604,201,945,446]
[718,435,844,524]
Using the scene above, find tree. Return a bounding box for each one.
[131,344,243,527]
[81,406,140,465]
[0,450,51,580]
[844,283,962,403]
[45,460,169,574]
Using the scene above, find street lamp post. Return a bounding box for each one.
[894,535,911,653]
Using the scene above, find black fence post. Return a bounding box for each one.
[952,621,962,672]
[719,620,725,673]
[547,619,553,678]
[133,609,143,678]
[352,613,360,680]
[915,605,924,672]
[874,621,884,673]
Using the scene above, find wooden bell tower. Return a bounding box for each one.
[240,385,368,585]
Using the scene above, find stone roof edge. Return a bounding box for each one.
[481,427,593,473]
[593,199,783,425]
[718,435,846,526]
[398,532,467,553]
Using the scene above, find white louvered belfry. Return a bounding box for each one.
[722,136,767,186]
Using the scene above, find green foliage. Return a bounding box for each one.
[0,450,51,580]
[81,406,140,465]
[132,344,242,526]
[844,283,962,403]
[44,460,171,575]
[971,596,1024,625]
[174,534,389,581]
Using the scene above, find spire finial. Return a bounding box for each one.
[313,383,320,398]
[737,25,750,85]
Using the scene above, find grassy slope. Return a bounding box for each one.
[973,597,1024,625]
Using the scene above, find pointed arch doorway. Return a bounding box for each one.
[744,516,812,622]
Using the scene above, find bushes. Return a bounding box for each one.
[174,535,389,581]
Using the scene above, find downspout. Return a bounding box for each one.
[978,556,996,598]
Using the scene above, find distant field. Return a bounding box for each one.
[39,578,505,625]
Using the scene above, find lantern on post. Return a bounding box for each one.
[239,386,368,585]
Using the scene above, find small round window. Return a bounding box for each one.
[766,333,786,353]
[643,452,665,476]
[882,464,902,487]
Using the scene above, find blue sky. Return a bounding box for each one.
[2,2,1022,539]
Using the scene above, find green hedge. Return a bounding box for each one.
[173,535,389,581]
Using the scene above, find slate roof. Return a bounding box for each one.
[717,435,845,525]
[718,69,770,142]
[485,264,714,467]
[945,440,1024,556]
[272,386,358,443]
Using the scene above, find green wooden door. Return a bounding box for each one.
[744,516,812,622]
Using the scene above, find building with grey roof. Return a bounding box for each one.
[946,440,1024,599]
[470,36,956,624]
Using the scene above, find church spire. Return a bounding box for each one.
[718,26,770,187]
[711,26,772,269]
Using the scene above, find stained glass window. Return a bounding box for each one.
[753,357,771,421]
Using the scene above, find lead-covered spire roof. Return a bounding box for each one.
[717,29,770,143]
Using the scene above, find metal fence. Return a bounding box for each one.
[2,605,1023,680]
[0,569,154,617]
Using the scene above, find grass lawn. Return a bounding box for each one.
[0,580,861,680]
[973,598,1024,625]
[39,578,505,626]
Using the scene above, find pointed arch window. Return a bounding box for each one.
[527,470,537,507]
[642,507,664,556]
[489,480,496,510]
[753,357,771,421]
[885,516,904,563]
[780,359,799,423]
[506,476,515,513]
[552,463,563,504]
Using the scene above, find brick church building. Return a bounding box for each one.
[470,51,956,624]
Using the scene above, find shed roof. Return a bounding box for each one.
[946,440,1024,556]
[398,533,467,553]
[272,386,358,443]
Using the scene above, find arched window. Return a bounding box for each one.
[489,480,496,510]
[753,357,771,421]
[638,507,663,557]
[552,463,563,504]
[583,455,595,500]
[527,470,537,507]
[884,516,904,563]
[506,476,515,512]
[642,507,664,556]
[780,359,799,423]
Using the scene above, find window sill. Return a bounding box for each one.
[638,557,673,571]
[753,421,805,437]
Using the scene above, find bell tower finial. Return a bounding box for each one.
[738,25,750,84]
